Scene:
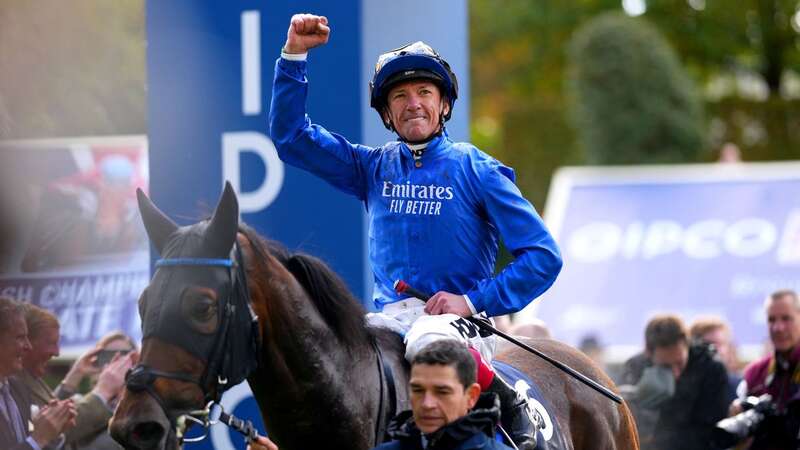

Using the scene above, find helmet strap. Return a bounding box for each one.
[382,107,396,133]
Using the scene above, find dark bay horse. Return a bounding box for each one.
[110,183,639,450]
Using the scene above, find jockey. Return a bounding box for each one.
[270,14,562,450]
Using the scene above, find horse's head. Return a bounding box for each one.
[110,183,260,450]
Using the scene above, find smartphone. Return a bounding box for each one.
[94,349,131,367]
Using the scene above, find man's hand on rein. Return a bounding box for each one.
[424,291,472,317]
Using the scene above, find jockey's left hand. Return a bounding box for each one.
[424,291,472,317]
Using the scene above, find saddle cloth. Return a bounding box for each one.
[492,360,569,450]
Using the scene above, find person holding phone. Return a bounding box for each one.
[59,332,136,397]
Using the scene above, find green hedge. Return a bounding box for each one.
[568,12,705,165]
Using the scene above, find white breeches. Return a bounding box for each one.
[366,298,497,363]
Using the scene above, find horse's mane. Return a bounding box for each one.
[238,224,371,348]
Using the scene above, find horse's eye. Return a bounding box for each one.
[192,298,217,320]
[180,289,219,334]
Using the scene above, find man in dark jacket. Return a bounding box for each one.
[635,314,729,450]
[372,340,514,450]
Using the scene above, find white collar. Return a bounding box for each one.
[407,142,428,152]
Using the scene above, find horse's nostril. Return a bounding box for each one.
[131,421,166,446]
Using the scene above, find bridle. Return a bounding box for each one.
[124,243,261,444]
[124,238,398,447]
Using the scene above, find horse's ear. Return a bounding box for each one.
[206,181,239,256]
[137,188,178,254]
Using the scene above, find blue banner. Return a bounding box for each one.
[0,269,146,354]
[527,163,800,361]
[146,1,367,300]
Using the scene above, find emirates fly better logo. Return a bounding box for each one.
[382,180,454,216]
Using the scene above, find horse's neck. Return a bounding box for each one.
[238,238,407,448]
[248,285,381,448]
[256,279,351,376]
[234,236,407,450]
[248,258,370,377]
[247,325,410,450]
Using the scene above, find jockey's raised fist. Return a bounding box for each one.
[284,14,330,54]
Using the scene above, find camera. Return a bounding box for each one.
[713,394,776,448]
[94,349,131,367]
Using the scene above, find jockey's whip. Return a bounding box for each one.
[393,280,623,404]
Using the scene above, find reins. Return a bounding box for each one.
[394,280,623,404]
[371,338,398,446]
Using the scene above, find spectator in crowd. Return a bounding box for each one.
[509,318,551,340]
[372,340,515,450]
[689,315,741,403]
[578,334,606,371]
[728,289,800,450]
[58,332,137,399]
[16,304,135,450]
[0,297,76,450]
[498,319,552,354]
[618,324,666,450]
[618,314,728,450]
[482,319,546,357]
[717,142,742,163]
[61,332,137,450]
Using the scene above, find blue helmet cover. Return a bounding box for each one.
[370,42,458,122]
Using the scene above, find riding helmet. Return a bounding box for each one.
[369,41,459,129]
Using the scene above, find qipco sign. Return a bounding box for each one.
[567,216,793,263]
[526,164,800,356]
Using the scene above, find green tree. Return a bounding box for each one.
[470,1,800,206]
[644,0,800,162]
[568,13,704,164]
[645,0,800,96]
[469,0,620,208]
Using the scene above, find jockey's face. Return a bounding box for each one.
[767,294,800,353]
[383,80,449,143]
[651,341,689,380]
[409,363,480,434]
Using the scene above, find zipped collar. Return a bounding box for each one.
[386,393,500,449]
[400,129,450,166]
